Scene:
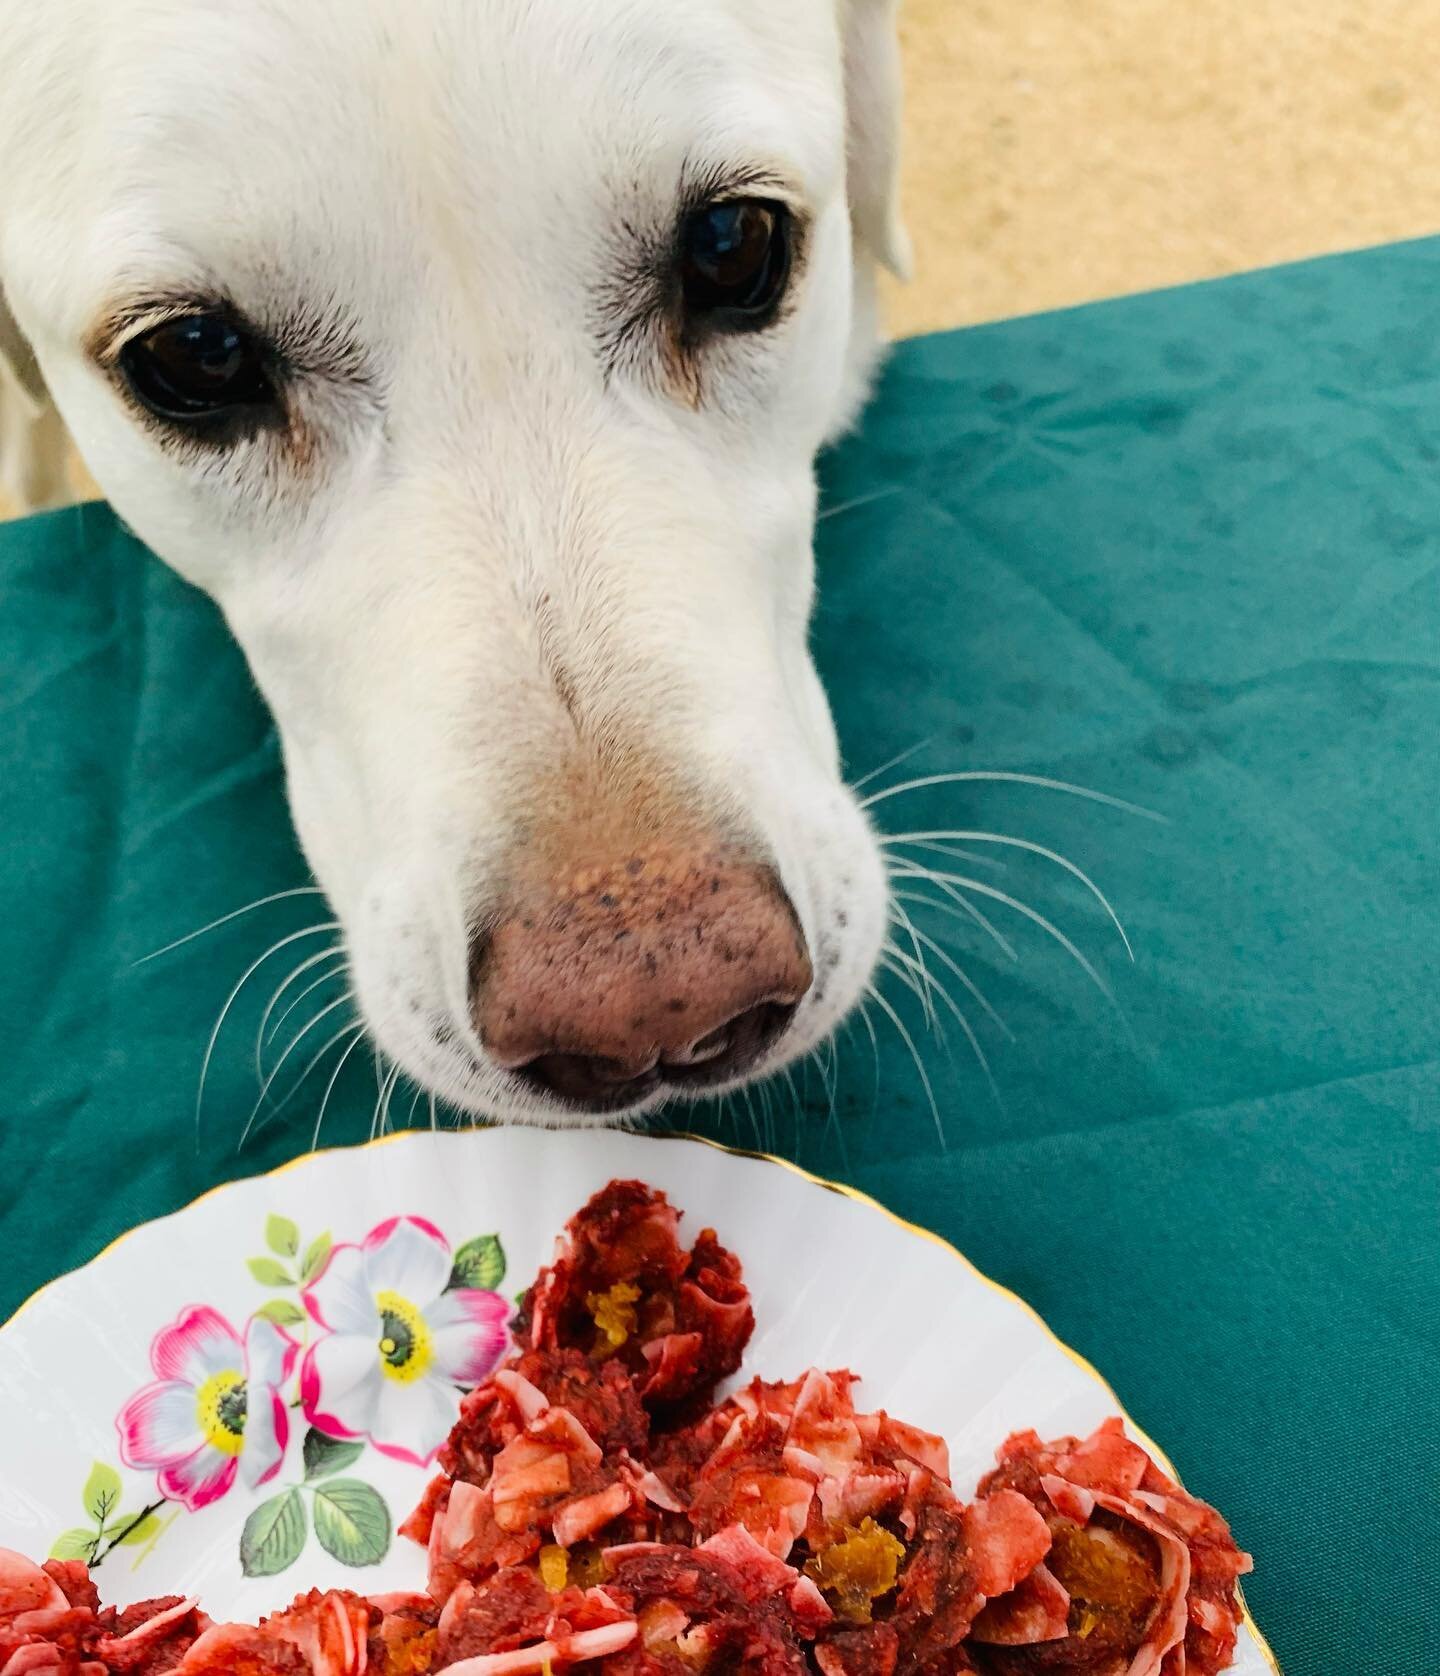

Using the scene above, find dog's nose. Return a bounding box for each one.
[474,849,813,1111]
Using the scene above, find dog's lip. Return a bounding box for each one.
[508,1061,664,1117]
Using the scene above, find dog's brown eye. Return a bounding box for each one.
[680,199,791,329]
[119,312,275,423]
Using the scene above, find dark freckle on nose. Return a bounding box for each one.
[614,929,631,942]
[630,1015,646,1031]
[599,893,619,909]
[522,916,535,931]
[836,910,849,928]
[825,952,841,971]
[655,909,666,922]
[644,953,659,976]
[506,1004,518,1021]
[710,877,722,893]
[626,858,645,877]
[667,998,687,1013]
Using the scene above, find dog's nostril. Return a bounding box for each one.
[515,1052,660,1110]
[666,1025,733,1067]
[510,1002,799,1113]
[660,1000,797,1088]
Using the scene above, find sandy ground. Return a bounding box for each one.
[6,1,1440,516]
[888,0,1440,335]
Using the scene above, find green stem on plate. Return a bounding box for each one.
[129,1510,180,1571]
[89,1499,167,1569]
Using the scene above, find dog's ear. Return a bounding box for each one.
[839,0,912,281]
[0,282,72,511]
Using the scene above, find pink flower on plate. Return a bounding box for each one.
[300,1216,510,1466]
[117,1306,296,1512]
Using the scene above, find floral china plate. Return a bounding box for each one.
[0,1128,1278,1671]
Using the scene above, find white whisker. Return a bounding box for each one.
[780,1065,801,1127]
[881,836,1007,873]
[817,1037,839,1137]
[885,947,1001,1107]
[904,922,1013,1041]
[861,770,1163,822]
[375,1061,402,1140]
[884,829,1133,959]
[254,946,344,1083]
[194,922,341,1149]
[888,898,939,1029]
[312,1028,367,1151]
[817,485,903,524]
[737,1087,760,1152]
[238,991,356,1150]
[264,956,348,1051]
[855,998,882,1116]
[921,871,1116,1006]
[848,735,936,794]
[816,1038,847,1168]
[760,1076,779,1154]
[867,982,946,1152]
[134,886,325,967]
[888,870,1019,962]
[879,950,943,1036]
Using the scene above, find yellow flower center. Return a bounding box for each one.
[195,1369,248,1457]
[375,1290,433,1383]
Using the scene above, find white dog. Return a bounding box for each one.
[0,0,910,1125]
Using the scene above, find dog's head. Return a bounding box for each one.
[0,0,908,1123]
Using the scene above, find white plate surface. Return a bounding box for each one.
[0,1129,1277,1671]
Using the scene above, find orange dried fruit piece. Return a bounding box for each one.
[1047,1517,1161,1652]
[587,1281,641,1349]
[538,1544,569,1592]
[804,1518,907,1623]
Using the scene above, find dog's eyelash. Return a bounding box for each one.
[593,167,808,401]
[92,289,371,391]
[677,162,795,219]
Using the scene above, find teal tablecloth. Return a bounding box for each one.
[7,238,1440,1674]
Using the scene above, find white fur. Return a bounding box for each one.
[0,0,907,1125]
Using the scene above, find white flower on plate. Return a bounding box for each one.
[116,1306,295,1511]
[300,1216,510,1466]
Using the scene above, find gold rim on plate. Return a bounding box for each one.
[1,1123,1283,1675]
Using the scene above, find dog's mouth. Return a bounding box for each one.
[502,996,803,1113]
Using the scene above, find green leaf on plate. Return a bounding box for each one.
[248,1257,294,1287]
[114,1512,163,1548]
[303,1428,365,1481]
[256,1298,306,1327]
[240,1489,307,1578]
[50,1528,98,1562]
[313,1480,391,1567]
[301,1232,333,1283]
[450,1234,505,1292]
[266,1215,301,1258]
[82,1462,121,1524]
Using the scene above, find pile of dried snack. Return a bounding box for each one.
[0,1181,1251,1675]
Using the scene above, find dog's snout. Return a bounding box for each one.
[474,848,813,1111]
